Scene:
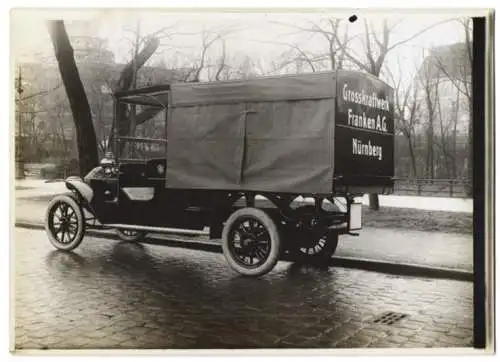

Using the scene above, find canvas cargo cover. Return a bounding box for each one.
[170,72,336,106]
[165,71,394,194]
[166,72,336,194]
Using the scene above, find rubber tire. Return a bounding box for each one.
[44,195,85,251]
[291,233,339,264]
[222,207,281,277]
[115,229,146,242]
[288,205,339,264]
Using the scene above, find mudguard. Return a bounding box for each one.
[65,176,94,203]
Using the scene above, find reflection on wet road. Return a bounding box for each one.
[14,228,473,350]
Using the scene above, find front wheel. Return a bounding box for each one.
[115,229,146,242]
[44,195,85,251]
[222,207,281,277]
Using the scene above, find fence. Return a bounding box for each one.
[24,162,78,180]
[393,178,472,198]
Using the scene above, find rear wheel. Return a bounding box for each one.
[290,232,339,263]
[222,207,281,277]
[115,229,146,242]
[44,195,85,251]
[287,205,339,264]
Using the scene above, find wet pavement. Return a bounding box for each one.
[13,228,473,350]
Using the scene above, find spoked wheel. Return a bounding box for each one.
[291,232,339,263]
[115,229,146,242]
[222,208,281,277]
[44,195,85,251]
[288,205,339,264]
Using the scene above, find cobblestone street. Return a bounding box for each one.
[13,228,473,350]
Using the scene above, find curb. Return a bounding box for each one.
[14,221,473,283]
[328,255,473,282]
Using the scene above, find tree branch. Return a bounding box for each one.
[20,83,62,102]
[386,18,455,52]
[116,37,160,91]
[215,39,227,81]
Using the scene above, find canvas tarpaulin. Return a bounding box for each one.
[166,103,247,190]
[170,72,336,106]
[242,99,334,193]
[165,72,337,194]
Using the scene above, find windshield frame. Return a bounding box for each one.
[112,86,170,163]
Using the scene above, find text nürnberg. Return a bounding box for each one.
[342,83,389,161]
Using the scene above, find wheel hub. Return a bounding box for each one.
[58,214,71,229]
[228,216,272,268]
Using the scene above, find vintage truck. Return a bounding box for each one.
[44,70,395,277]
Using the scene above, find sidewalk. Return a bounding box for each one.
[360,194,472,213]
[13,181,473,274]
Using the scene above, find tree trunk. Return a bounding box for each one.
[407,136,418,177]
[107,37,160,152]
[47,20,98,176]
[452,91,459,179]
[425,89,435,179]
[368,193,380,210]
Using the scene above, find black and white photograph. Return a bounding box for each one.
[8,6,494,354]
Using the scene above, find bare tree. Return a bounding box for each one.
[155,26,246,83]
[338,18,451,209]
[274,16,453,207]
[188,28,238,82]
[209,45,239,80]
[50,99,71,162]
[109,21,179,149]
[386,61,421,177]
[274,42,324,73]
[336,18,453,77]
[20,82,62,103]
[213,39,227,81]
[272,18,350,73]
[84,69,114,157]
[303,18,343,69]
[46,20,98,176]
[418,50,444,180]
[117,20,180,90]
[432,18,472,192]
[15,70,63,161]
[150,52,198,82]
[47,17,177,169]
[433,82,461,179]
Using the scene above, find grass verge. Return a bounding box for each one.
[362,206,472,234]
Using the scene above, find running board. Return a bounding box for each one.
[104,224,209,236]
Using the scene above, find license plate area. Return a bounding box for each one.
[348,202,362,231]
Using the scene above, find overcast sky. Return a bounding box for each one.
[11,9,472,85]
